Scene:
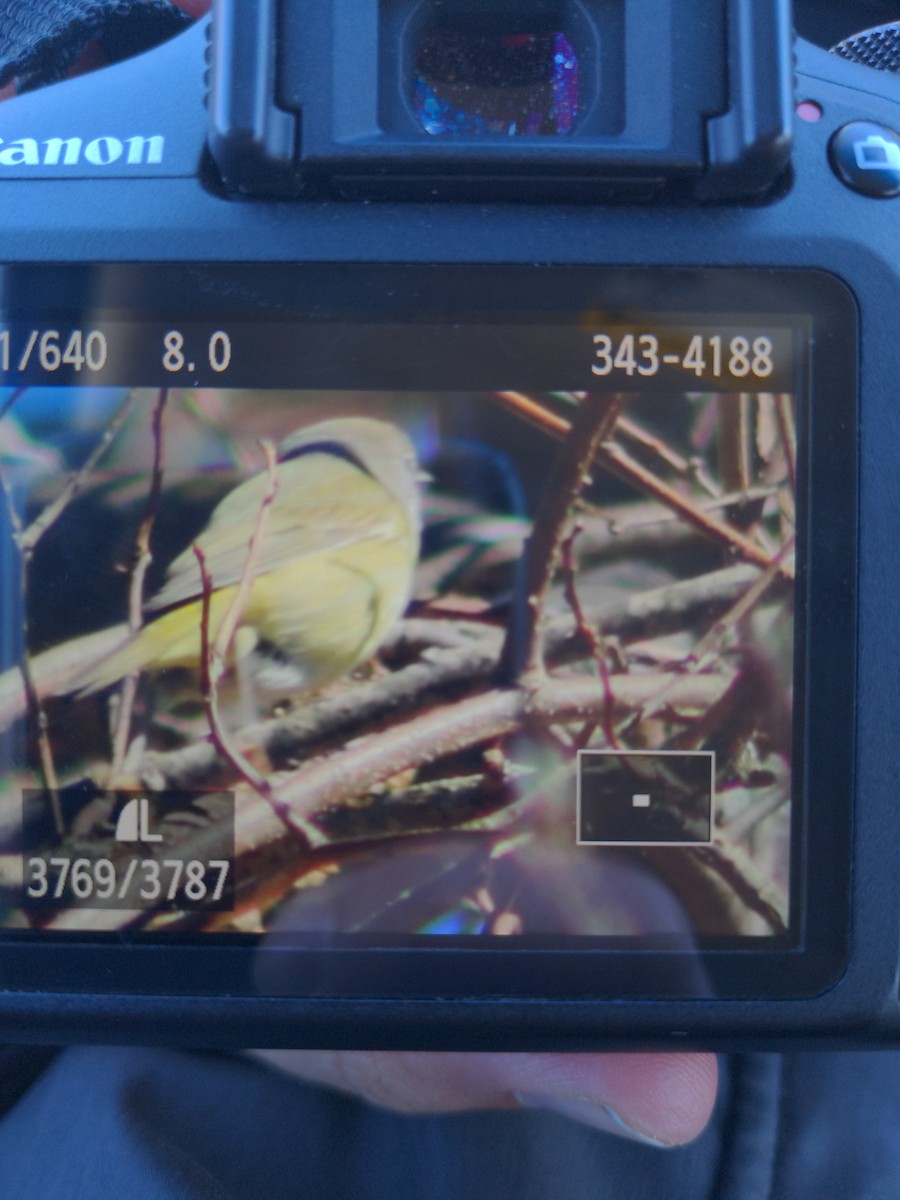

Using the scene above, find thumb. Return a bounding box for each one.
[250,1049,718,1148]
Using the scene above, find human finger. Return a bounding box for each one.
[250,1048,718,1148]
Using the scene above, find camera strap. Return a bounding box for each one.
[0,0,191,92]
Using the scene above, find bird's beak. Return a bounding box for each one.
[416,469,433,485]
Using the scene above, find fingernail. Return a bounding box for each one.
[515,1093,673,1148]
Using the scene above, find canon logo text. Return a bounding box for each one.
[0,135,165,167]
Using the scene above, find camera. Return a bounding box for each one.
[0,0,897,1050]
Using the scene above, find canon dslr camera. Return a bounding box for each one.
[0,0,898,1049]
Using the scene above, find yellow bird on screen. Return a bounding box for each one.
[75,417,423,698]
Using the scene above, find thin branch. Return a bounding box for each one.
[195,545,259,786]
[20,391,139,554]
[0,428,60,823]
[194,544,315,848]
[719,392,753,498]
[497,391,720,502]
[688,536,795,666]
[559,521,620,749]
[192,445,317,848]
[775,393,797,498]
[594,439,795,580]
[694,839,788,934]
[495,390,569,438]
[211,440,278,678]
[498,393,629,684]
[0,386,27,423]
[111,388,169,779]
[495,389,793,579]
[11,560,60,826]
[174,670,739,923]
[619,543,794,738]
[616,414,698,477]
[593,487,777,532]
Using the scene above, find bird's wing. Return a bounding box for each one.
[146,458,402,613]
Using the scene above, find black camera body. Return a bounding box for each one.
[0,1,897,1050]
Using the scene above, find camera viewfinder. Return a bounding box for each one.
[412,19,580,138]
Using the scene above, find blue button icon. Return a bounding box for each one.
[830,121,900,197]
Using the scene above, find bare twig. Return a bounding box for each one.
[559,521,620,749]
[192,444,316,848]
[210,440,279,679]
[498,393,629,684]
[0,386,27,423]
[194,543,315,848]
[0,425,60,820]
[688,536,795,667]
[694,839,788,934]
[495,390,569,439]
[20,392,139,554]
[594,487,777,532]
[495,389,793,580]
[195,546,260,788]
[595,440,795,580]
[616,414,698,477]
[497,391,721,503]
[619,540,794,740]
[719,393,753,497]
[313,761,532,842]
[111,388,169,778]
[774,393,797,497]
[11,580,60,826]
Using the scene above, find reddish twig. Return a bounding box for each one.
[495,390,569,438]
[194,543,316,848]
[192,443,317,847]
[210,440,279,678]
[495,389,793,579]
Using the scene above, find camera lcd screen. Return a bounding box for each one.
[0,266,856,1001]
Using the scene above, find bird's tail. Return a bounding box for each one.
[0,623,131,732]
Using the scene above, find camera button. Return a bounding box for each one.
[829,121,900,197]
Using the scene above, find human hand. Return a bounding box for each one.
[250,1049,717,1148]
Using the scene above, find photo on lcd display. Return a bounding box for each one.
[0,386,795,940]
